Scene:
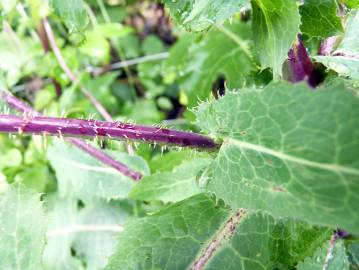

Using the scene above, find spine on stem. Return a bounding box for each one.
[0,114,218,149]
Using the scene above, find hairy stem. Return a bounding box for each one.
[0,114,218,150]
[42,17,134,154]
[0,90,142,180]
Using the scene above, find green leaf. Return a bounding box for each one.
[0,185,45,270]
[315,11,359,79]
[44,197,132,270]
[105,194,330,270]
[297,238,350,270]
[43,198,83,270]
[130,158,211,203]
[47,140,150,203]
[347,241,359,268]
[300,0,343,38]
[252,0,301,77]
[164,20,255,107]
[196,81,359,233]
[163,0,248,31]
[50,0,89,33]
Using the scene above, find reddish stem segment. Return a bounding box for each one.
[0,91,142,180]
[0,114,218,149]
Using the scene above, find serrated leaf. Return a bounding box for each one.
[50,0,89,33]
[130,158,211,203]
[196,81,359,233]
[252,0,300,77]
[0,185,45,270]
[163,0,248,32]
[315,10,359,79]
[297,238,350,270]
[300,0,343,38]
[105,194,330,270]
[164,20,255,107]
[47,140,150,203]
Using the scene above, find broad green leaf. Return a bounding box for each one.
[47,140,150,203]
[315,11,359,79]
[105,194,330,270]
[164,20,255,107]
[196,81,359,233]
[163,0,248,31]
[297,239,350,270]
[43,198,82,270]
[0,185,45,270]
[130,158,211,203]
[252,0,301,77]
[300,0,343,38]
[340,0,359,8]
[44,197,131,270]
[50,0,89,33]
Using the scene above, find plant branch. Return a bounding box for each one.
[0,90,142,180]
[0,114,218,150]
[42,18,113,122]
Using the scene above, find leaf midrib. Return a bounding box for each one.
[225,138,359,176]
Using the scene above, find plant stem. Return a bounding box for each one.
[42,18,113,122]
[0,114,218,150]
[0,90,142,180]
[42,17,135,154]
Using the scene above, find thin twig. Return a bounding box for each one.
[88,52,169,76]
[42,18,113,122]
[0,90,142,180]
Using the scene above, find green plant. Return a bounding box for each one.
[0,0,358,269]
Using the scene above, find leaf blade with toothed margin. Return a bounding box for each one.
[162,0,249,32]
[47,139,150,204]
[0,185,46,270]
[252,0,301,77]
[104,194,330,270]
[196,81,359,233]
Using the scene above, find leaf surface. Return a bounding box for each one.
[0,185,45,270]
[50,0,89,32]
[300,0,343,38]
[130,158,211,203]
[163,0,248,31]
[196,81,359,233]
[252,0,300,77]
[297,238,350,270]
[48,140,149,203]
[105,194,330,270]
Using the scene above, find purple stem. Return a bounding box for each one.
[0,90,142,180]
[0,114,218,150]
[288,35,319,87]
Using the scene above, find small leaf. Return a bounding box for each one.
[130,158,211,203]
[196,81,359,233]
[163,0,249,31]
[300,0,343,38]
[252,0,301,77]
[50,0,89,33]
[0,185,45,270]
